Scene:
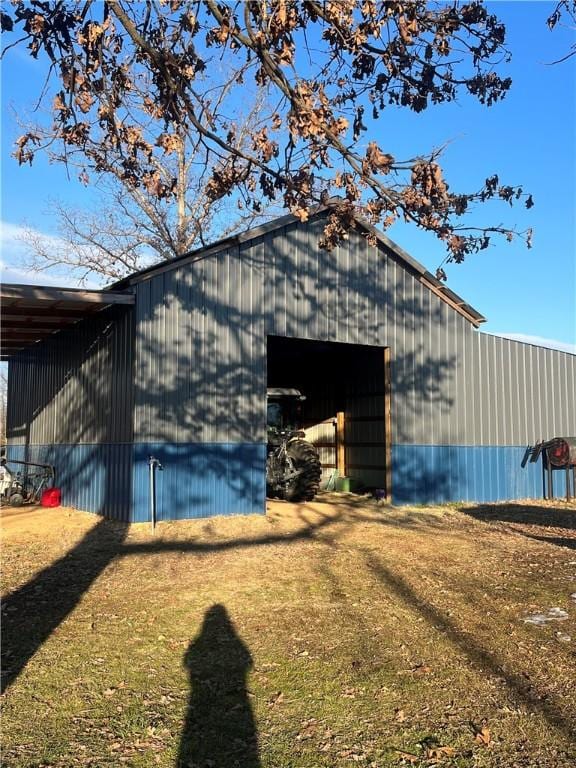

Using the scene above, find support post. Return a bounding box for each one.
[148,455,163,530]
[384,347,392,503]
[336,411,346,479]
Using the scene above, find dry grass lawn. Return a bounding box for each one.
[2,495,576,767]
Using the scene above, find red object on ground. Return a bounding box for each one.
[41,488,61,507]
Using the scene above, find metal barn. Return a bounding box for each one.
[3,210,575,521]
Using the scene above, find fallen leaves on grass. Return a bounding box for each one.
[474,725,491,745]
[394,749,420,764]
[427,744,455,761]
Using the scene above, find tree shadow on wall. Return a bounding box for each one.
[177,604,260,768]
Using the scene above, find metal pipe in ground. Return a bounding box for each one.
[148,455,163,530]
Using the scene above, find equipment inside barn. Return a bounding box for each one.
[267,336,391,500]
[266,388,322,502]
[529,437,576,500]
[0,458,56,506]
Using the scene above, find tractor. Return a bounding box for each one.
[266,388,322,502]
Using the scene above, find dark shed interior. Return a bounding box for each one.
[266,336,389,494]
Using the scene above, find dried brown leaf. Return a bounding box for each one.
[474,726,491,745]
[427,745,455,760]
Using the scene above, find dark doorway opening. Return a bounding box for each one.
[267,336,391,498]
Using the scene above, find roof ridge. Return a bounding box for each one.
[109,203,485,327]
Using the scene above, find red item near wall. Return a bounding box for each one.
[41,488,61,507]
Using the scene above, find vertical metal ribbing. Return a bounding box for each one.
[7,306,134,446]
[126,218,575,451]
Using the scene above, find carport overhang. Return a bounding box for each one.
[0,283,135,360]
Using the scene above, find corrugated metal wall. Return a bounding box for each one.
[6,306,135,518]
[132,214,575,507]
[133,247,266,444]
[8,212,574,516]
[8,306,134,445]
[133,216,575,449]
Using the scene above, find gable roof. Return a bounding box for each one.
[112,206,486,327]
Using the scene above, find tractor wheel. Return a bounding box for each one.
[9,492,25,507]
[284,440,321,502]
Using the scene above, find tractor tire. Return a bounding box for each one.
[284,440,321,502]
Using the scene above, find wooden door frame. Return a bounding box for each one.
[384,347,392,503]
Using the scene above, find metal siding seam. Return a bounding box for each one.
[343,238,352,344]
[548,350,557,436]
[295,221,306,337]
[484,334,493,445]
[349,233,358,344]
[447,305,457,446]
[494,336,502,446]
[534,344,543,441]
[393,259,404,445]
[537,345,545,439]
[520,343,529,443]
[507,339,517,445]
[353,233,361,342]
[557,351,566,435]
[567,354,575,431]
[500,339,510,445]
[527,345,536,442]
[224,249,233,443]
[262,235,272,335]
[460,317,469,444]
[472,333,481,448]
[558,352,569,433]
[552,351,563,435]
[517,343,526,444]
[427,286,435,446]
[282,227,291,338]
[458,317,467,446]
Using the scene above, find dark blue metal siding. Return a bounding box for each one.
[131,443,266,522]
[392,445,542,505]
[5,443,133,521]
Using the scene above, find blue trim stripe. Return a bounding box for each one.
[392,444,541,504]
[5,442,545,520]
[132,443,267,522]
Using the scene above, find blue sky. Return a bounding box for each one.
[1,1,575,352]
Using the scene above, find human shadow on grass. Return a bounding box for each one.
[0,505,339,694]
[177,605,260,768]
[0,498,495,695]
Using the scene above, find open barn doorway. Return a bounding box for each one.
[267,336,391,499]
